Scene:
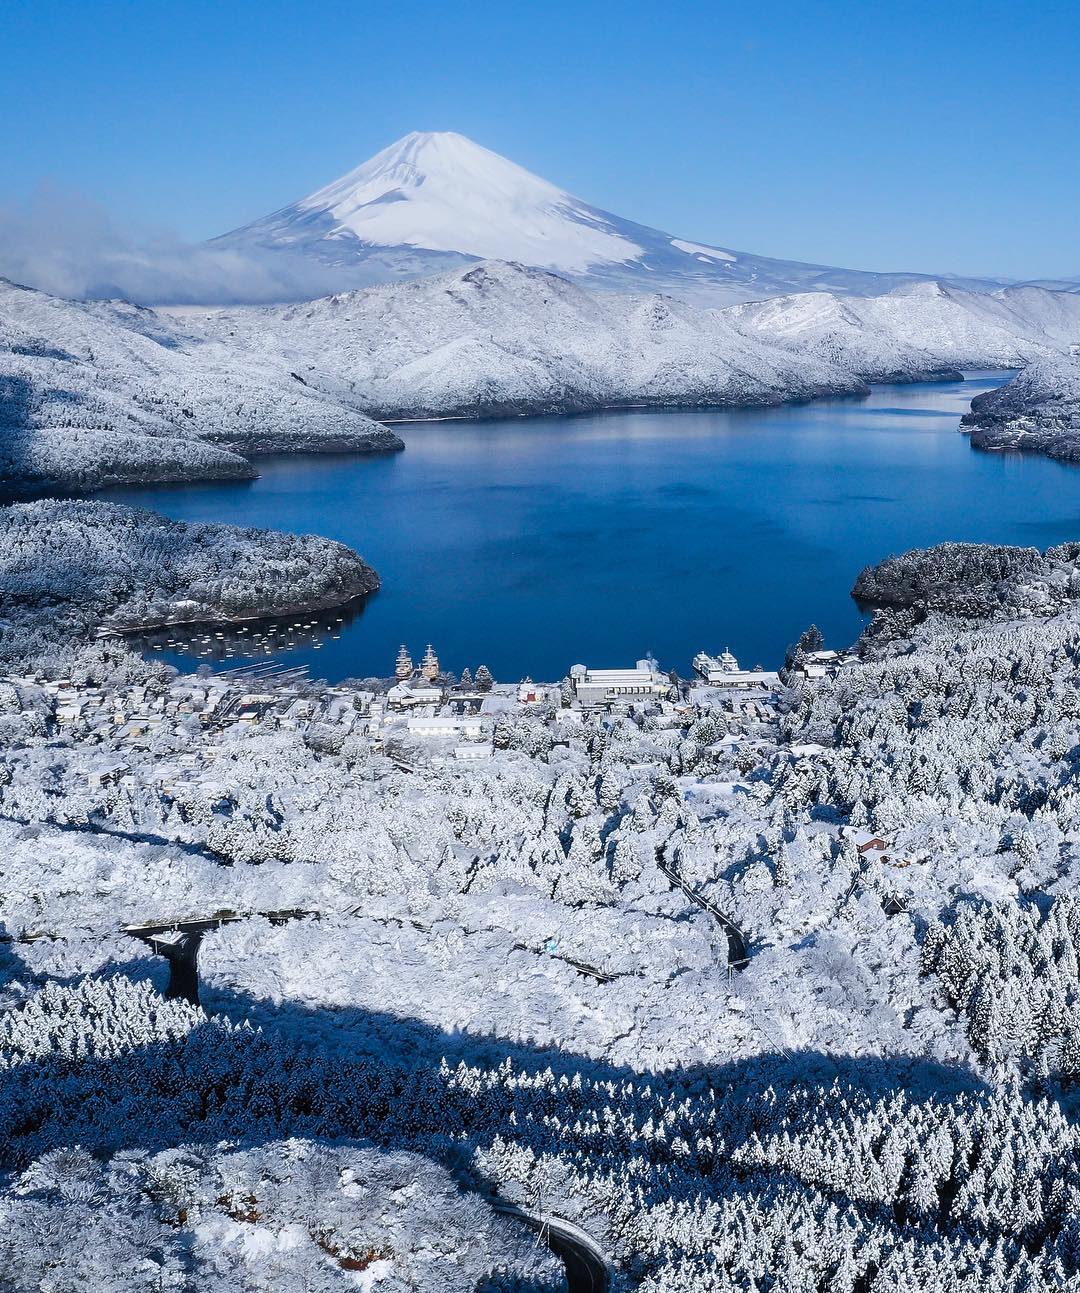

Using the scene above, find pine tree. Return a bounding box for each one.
[773,841,793,887]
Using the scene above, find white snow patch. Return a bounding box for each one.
[671,238,736,262]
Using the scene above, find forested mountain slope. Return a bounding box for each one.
[182,260,874,420]
[961,354,1080,461]
[4,530,1080,1288]
[0,277,402,495]
[0,499,379,666]
[730,279,1080,376]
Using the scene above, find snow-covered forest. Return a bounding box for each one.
[0,276,403,495]
[3,519,1080,1287]
[962,354,1080,462]
[0,499,379,668]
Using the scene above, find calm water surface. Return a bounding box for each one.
[101,373,1080,682]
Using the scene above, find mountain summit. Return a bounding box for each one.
[215,131,1002,305]
[282,131,642,272]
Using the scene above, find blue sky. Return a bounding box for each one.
[3,0,1078,278]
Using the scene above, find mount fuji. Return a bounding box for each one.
[213,131,1004,307]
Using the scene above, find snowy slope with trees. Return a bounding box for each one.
[961,354,1080,461]
[851,539,1060,615]
[731,279,1080,376]
[0,277,403,495]
[0,1132,563,1292]
[5,528,1080,1287]
[180,263,1080,421]
[0,499,379,666]
[186,260,874,420]
[7,257,1080,485]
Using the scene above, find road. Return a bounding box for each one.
[492,1202,610,1293]
[656,849,749,970]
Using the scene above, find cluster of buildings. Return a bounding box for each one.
[2,666,379,796]
[2,636,842,800]
[789,649,848,683]
[22,667,372,750]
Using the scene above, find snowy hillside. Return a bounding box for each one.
[6,523,1080,1288]
[961,354,1080,461]
[730,279,1080,375]
[7,261,1080,488]
[0,499,379,665]
[186,260,874,420]
[215,131,1004,307]
[726,290,965,382]
[182,263,1080,424]
[0,278,402,495]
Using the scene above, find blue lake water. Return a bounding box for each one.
[100,372,1080,683]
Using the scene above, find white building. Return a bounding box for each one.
[694,649,779,690]
[387,682,444,709]
[792,649,844,682]
[406,714,486,739]
[693,650,740,682]
[569,660,673,708]
[87,761,130,790]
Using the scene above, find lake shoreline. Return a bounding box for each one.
[97,373,1065,686]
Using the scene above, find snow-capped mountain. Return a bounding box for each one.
[214,131,1006,307]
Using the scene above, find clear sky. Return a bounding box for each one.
[3,0,1078,279]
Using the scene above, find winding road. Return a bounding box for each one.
[656,849,749,970]
[492,1202,611,1293]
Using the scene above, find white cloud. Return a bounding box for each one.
[0,183,350,305]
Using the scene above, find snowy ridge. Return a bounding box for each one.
[729,279,1080,375]
[0,277,402,495]
[215,131,1006,307]
[186,260,873,420]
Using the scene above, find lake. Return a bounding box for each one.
[100,373,1080,684]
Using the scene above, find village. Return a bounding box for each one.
[0,634,850,807]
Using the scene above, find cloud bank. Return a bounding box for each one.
[0,184,355,306]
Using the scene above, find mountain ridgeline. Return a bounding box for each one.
[213,130,1014,307]
[5,258,1080,494]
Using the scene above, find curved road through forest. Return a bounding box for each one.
[656,849,749,969]
[492,1202,611,1293]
